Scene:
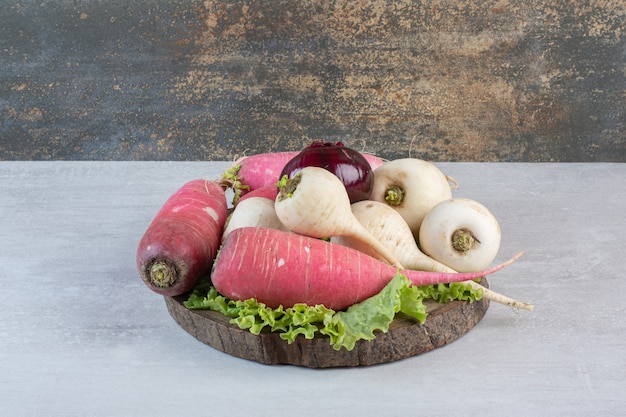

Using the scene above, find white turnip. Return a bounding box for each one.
[331,200,450,272]
[369,158,452,239]
[332,200,533,311]
[274,167,403,268]
[419,198,501,272]
[222,196,288,241]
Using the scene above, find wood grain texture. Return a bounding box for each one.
[1,1,624,161]
[164,281,490,368]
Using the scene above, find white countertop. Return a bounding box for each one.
[1,161,624,416]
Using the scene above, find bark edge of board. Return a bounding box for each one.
[164,279,490,368]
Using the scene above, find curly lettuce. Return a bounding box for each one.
[184,272,483,351]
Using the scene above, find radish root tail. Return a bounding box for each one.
[446,175,459,189]
[466,280,534,311]
[148,260,178,288]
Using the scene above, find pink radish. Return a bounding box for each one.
[225,151,298,194]
[222,148,385,202]
[235,185,278,206]
[211,227,524,311]
[136,179,228,296]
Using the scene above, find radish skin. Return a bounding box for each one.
[225,150,385,197]
[229,151,299,193]
[211,227,524,311]
[332,200,452,272]
[136,179,228,296]
[370,158,452,239]
[222,196,288,241]
[419,198,502,272]
[275,167,403,268]
[235,185,278,206]
[332,200,534,311]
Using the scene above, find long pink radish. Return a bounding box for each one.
[223,150,385,199]
[136,179,228,296]
[235,184,278,206]
[226,151,298,193]
[211,227,524,311]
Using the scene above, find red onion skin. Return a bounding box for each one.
[280,141,373,203]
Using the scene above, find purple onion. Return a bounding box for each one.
[280,141,373,203]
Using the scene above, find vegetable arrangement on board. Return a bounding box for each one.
[136,141,533,352]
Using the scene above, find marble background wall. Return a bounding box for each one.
[1,0,624,161]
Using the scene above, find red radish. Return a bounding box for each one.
[235,185,278,205]
[211,227,524,311]
[280,141,374,203]
[136,179,228,296]
[222,148,385,201]
[226,151,298,194]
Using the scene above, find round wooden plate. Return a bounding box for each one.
[164,279,489,368]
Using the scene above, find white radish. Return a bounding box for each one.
[332,200,533,311]
[419,198,501,272]
[222,196,288,242]
[370,158,452,239]
[331,200,452,272]
[274,166,403,268]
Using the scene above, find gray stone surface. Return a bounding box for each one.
[1,1,624,161]
[1,161,624,415]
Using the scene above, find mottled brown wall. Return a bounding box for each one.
[1,0,624,161]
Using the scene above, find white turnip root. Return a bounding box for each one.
[274,167,403,268]
[462,279,533,311]
[332,200,534,311]
[369,158,452,239]
[331,200,451,272]
[419,198,501,272]
[222,196,288,241]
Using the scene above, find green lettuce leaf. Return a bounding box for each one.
[319,272,425,350]
[184,272,483,351]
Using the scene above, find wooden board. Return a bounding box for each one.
[164,279,489,368]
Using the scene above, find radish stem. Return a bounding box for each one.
[385,185,404,206]
[149,260,177,288]
[452,228,479,253]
